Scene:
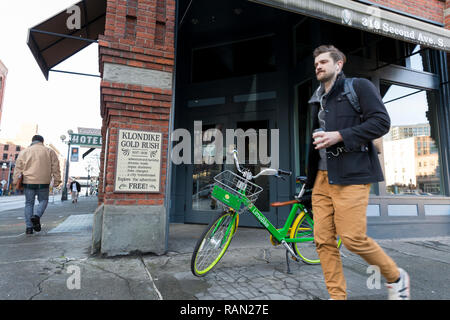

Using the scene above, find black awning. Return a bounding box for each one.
[27,0,106,80]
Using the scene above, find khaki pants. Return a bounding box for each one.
[312,170,399,300]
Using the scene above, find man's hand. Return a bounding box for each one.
[313,131,343,150]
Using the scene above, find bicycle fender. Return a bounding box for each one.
[233,213,239,236]
[289,211,306,239]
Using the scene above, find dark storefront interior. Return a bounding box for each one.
[170,0,450,237]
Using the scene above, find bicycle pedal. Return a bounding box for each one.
[269,235,281,246]
[291,256,299,262]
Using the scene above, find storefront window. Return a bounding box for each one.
[381,82,442,196]
[376,40,434,73]
[294,18,373,65]
[408,45,430,72]
[192,35,276,83]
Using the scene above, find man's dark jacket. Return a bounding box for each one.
[305,73,391,189]
[70,181,81,193]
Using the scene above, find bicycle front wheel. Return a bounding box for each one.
[191,211,238,277]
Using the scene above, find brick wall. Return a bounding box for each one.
[446,0,450,28]
[0,142,24,193]
[370,0,445,24]
[98,0,175,207]
[446,0,449,77]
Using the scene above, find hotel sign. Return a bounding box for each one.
[114,129,162,193]
[249,0,450,52]
[70,133,102,148]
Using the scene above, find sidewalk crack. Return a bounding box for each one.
[83,261,135,298]
[28,257,69,300]
[29,273,53,300]
[139,255,163,300]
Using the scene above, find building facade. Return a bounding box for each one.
[0,142,24,195]
[28,0,450,255]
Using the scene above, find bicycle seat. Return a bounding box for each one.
[270,199,300,207]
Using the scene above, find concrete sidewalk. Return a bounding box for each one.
[0,197,449,300]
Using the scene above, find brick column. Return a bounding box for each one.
[446,0,450,27]
[446,0,450,72]
[93,0,175,256]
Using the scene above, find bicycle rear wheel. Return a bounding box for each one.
[191,210,238,277]
[292,212,320,264]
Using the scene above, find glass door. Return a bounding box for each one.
[184,113,277,227]
[185,120,227,224]
[227,113,277,228]
[191,123,224,212]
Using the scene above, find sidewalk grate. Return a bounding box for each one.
[48,214,93,234]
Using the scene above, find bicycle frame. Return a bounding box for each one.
[246,198,313,243]
[213,187,315,244]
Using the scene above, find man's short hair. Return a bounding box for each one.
[313,45,347,65]
[31,135,44,143]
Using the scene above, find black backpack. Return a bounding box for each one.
[342,78,382,154]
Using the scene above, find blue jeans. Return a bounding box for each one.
[24,188,49,228]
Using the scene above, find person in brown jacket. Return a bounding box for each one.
[13,135,61,234]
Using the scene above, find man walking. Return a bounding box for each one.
[13,135,61,235]
[305,45,410,300]
[70,179,81,203]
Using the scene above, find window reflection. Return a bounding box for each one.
[192,124,223,212]
[236,120,271,212]
[381,83,442,196]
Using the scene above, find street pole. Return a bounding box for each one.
[1,162,6,196]
[61,141,71,201]
[6,159,12,196]
[85,166,90,197]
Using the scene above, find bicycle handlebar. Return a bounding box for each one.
[231,149,309,201]
[231,149,292,180]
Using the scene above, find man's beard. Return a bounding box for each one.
[317,71,335,83]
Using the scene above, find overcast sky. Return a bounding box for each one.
[0,0,101,176]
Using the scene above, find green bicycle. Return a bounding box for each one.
[191,150,342,277]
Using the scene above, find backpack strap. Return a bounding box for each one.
[341,78,370,153]
[343,78,362,118]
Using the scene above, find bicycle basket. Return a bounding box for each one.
[211,170,263,212]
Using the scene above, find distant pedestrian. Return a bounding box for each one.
[70,180,81,203]
[13,135,61,235]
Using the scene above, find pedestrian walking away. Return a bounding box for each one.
[305,45,410,300]
[70,179,81,203]
[13,135,62,235]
